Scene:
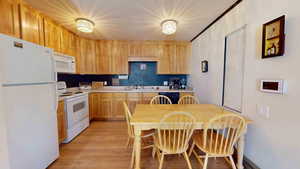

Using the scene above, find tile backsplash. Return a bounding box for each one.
[58,62,187,88]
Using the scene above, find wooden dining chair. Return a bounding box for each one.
[153,112,196,169]
[150,95,172,104]
[123,102,154,169]
[178,95,199,104]
[189,114,246,169]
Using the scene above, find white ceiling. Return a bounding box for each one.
[25,0,237,41]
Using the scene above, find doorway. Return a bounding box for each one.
[222,27,246,112]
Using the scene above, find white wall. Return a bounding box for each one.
[189,0,300,168]
[189,1,246,105]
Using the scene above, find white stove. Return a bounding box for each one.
[57,81,89,143]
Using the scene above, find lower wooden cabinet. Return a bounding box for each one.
[142,92,158,104]
[89,93,112,120]
[89,92,159,121]
[127,92,142,114]
[179,92,194,98]
[57,100,66,144]
[112,93,127,119]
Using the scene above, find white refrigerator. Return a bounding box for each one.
[0,34,59,169]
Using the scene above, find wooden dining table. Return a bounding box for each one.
[131,104,252,169]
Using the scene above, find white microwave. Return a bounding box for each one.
[53,53,76,73]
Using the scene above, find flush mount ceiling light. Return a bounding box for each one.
[75,18,95,33]
[161,19,177,35]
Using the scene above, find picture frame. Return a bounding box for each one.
[262,15,285,59]
[201,60,208,73]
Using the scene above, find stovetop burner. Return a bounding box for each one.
[59,91,84,97]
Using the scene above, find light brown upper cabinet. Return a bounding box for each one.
[111,40,129,74]
[61,29,77,57]
[95,40,128,75]
[20,3,44,45]
[95,40,112,74]
[44,17,62,52]
[78,38,97,74]
[0,0,20,38]
[128,41,159,61]
[157,41,191,74]
[174,42,191,74]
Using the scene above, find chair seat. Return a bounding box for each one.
[192,130,233,156]
[153,131,188,154]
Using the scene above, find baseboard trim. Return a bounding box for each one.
[244,156,260,169]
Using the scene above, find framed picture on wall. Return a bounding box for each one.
[201,60,208,73]
[262,15,285,59]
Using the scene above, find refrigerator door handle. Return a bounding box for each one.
[53,83,58,112]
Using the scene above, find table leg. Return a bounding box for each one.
[134,128,142,169]
[237,133,245,169]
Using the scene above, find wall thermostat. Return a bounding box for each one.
[260,79,286,94]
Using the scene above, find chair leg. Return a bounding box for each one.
[183,151,193,169]
[229,155,237,169]
[189,141,195,156]
[203,155,209,169]
[126,137,131,148]
[130,141,135,169]
[158,152,165,169]
[152,146,156,158]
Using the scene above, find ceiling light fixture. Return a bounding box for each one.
[76,18,95,33]
[161,19,177,35]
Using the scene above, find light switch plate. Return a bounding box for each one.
[140,64,147,70]
[118,75,128,80]
[256,105,270,119]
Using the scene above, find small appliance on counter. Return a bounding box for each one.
[79,82,92,90]
[169,78,187,90]
[92,81,104,89]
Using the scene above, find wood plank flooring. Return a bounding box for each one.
[48,121,232,169]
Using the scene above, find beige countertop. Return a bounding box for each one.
[85,86,194,93]
[58,86,194,101]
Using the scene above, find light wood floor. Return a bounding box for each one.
[48,121,232,169]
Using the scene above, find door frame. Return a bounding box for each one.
[222,26,247,113]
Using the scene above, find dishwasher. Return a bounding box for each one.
[158,92,180,104]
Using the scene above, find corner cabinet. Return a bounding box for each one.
[61,29,77,57]
[57,100,66,144]
[0,0,20,38]
[44,17,62,53]
[89,93,113,120]
[19,3,44,45]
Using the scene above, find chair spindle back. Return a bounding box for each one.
[123,102,134,137]
[203,114,246,155]
[157,112,195,154]
[178,95,199,104]
[150,95,172,105]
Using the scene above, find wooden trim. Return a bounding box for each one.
[128,57,159,62]
[190,0,243,42]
